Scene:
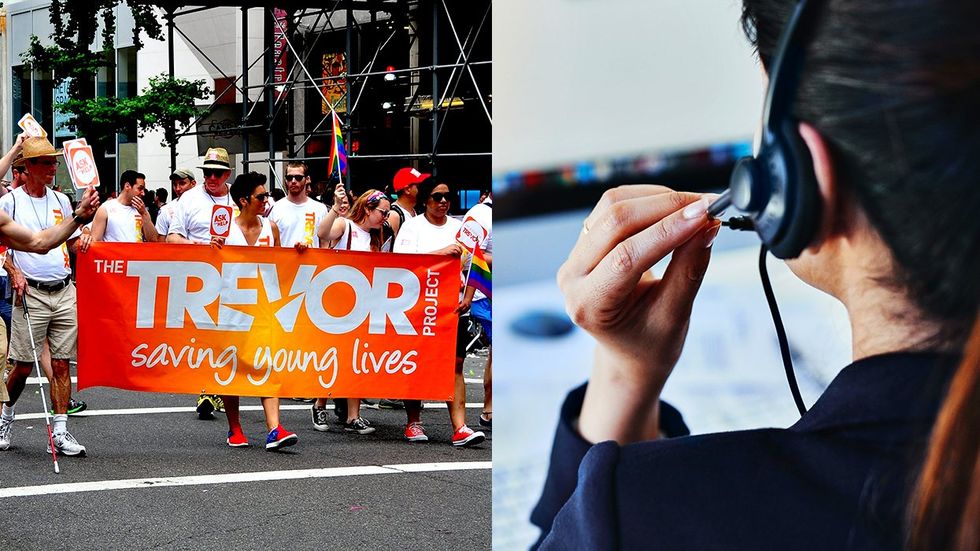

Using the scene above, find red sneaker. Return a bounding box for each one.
[452,425,486,448]
[227,427,249,447]
[265,425,298,450]
[404,422,429,442]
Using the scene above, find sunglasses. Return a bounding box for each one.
[375,208,390,218]
[254,193,270,201]
[202,168,227,178]
[285,174,306,181]
[429,192,450,203]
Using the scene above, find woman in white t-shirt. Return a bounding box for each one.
[309,184,392,435]
[392,179,486,448]
[214,172,297,451]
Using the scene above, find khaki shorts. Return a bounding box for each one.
[10,283,77,362]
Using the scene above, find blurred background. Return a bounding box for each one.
[492,1,851,548]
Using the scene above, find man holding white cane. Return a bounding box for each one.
[0,137,100,455]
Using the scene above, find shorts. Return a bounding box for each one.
[10,283,78,362]
[456,316,470,359]
[470,298,491,343]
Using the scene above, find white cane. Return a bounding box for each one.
[22,294,60,474]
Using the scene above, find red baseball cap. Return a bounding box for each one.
[392,167,431,192]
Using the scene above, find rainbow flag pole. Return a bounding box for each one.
[327,109,349,186]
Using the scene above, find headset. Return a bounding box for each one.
[708,0,822,260]
[708,0,824,415]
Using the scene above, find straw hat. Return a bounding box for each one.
[11,154,25,169]
[21,137,62,160]
[198,147,231,170]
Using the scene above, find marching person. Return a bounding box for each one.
[82,170,159,246]
[0,136,100,455]
[387,166,428,237]
[212,172,298,450]
[167,148,235,419]
[154,168,196,241]
[267,160,330,249]
[393,178,486,447]
[308,185,394,435]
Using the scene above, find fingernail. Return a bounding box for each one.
[682,197,709,220]
[703,224,721,248]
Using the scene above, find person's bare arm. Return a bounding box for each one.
[271,220,281,248]
[387,210,402,236]
[4,253,25,298]
[0,134,26,179]
[166,232,193,244]
[132,195,159,242]
[457,284,477,315]
[317,184,347,244]
[89,205,109,241]
[0,187,99,253]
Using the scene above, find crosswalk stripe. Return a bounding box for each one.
[0,461,493,498]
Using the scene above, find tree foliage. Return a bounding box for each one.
[59,75,210,147]
[20,0,209,148]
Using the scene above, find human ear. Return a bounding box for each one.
[797,122,840,242]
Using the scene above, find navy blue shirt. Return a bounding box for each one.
[531,353,957,550]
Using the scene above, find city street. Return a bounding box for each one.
[0,354,491,549]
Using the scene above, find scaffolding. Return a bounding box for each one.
[139,0,491,194]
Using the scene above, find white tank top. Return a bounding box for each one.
[226,216,274,247]
[102,198,144,243]
[332,219,372,252]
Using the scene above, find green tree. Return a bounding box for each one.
[21,0,209,149]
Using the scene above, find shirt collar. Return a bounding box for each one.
[790,352,959,432]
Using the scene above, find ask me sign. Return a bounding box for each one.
[77,243,460,400]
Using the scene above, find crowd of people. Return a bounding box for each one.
[0,139,492,457]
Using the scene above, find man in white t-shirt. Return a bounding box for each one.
[167,148,237,245]
[166,148,235,419]
[154,168,196,241]
[267,160,329,249]
[0,137,101,456]
[87,170,159,244]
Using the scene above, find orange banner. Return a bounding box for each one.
[77,243,460,400]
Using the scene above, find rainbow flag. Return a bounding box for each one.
[328,110,348,177]
[467,246,491,299]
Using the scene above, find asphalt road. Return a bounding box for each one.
[0,354,491,550]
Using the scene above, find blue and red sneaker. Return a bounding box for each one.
[266,425,298,450]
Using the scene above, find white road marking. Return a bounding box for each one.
[0,461,493,498]
[26,376,486,385]
[16,402,485,420]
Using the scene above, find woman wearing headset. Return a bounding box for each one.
[531,0,980,549]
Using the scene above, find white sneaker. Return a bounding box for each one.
[48,431,87,457]
[0,416,13,450]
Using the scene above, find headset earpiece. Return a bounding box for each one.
[719,0,823,260]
